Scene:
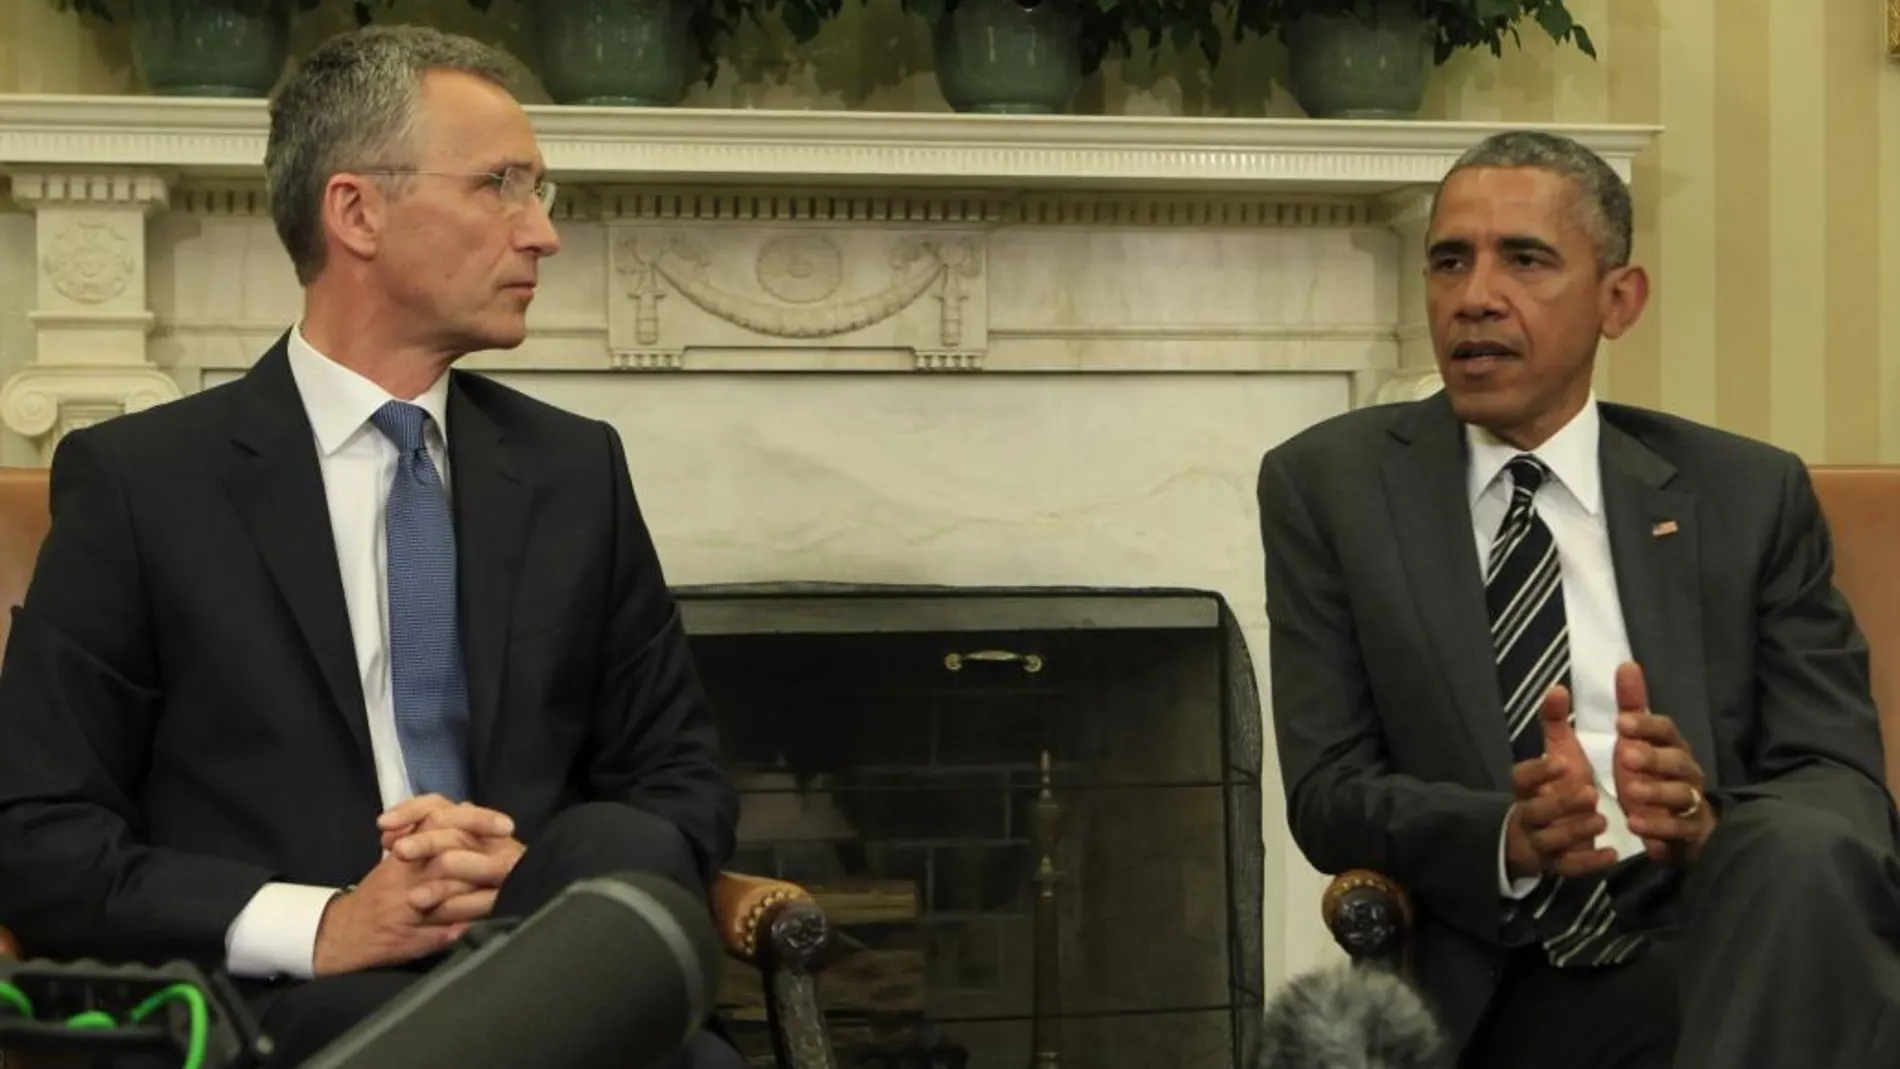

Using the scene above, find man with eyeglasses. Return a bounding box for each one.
[0,24,742,1069]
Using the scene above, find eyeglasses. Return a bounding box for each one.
[354,164,557,214]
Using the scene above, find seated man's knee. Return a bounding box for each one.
[1707,797,1885,894]
[532,801,703,892]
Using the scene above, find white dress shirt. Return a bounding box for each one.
[223,325,454,979]
[1469,396,1647,897]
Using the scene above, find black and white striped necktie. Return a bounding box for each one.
[1486,454,1643,967]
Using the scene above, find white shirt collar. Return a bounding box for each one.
[1465,393,1602,516]
[285,324,451,457]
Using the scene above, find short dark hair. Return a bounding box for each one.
[1432,130,1634,270]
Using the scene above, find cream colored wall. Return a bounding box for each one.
[1418,0,1900,467]
[2,0,1898,463]
[0,4,131,94]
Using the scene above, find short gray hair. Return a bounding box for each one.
[265,25,516,285]
[1433,130,1634,270]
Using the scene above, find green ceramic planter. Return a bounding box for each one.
[1286,1,1431,120]
[130,0,289,98]
[534,0,694,107]
[933,0,1084,115]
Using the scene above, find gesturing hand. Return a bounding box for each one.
[1505,684,1620,881]
[1612,662,1716,865]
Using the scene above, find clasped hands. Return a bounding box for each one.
[1504,661,1716,882]
[313,794,526,976]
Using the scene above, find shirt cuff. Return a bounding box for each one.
[1498,808,1542,900]
[224,882,340,980]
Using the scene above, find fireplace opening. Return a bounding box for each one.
[680,585,1265,1069]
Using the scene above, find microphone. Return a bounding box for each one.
[301,871,723,1069]
[1256,962,1450,1069]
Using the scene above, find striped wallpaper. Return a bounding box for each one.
[1417,0,1899,464]
[4,0,1899,462]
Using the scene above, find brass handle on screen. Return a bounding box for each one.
[943,649,1044,675]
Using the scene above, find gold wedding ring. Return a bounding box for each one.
[1675,785,1704,819]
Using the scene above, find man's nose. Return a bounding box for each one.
[518,200,562,257]
[1455,264,1506,319]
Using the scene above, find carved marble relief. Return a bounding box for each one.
[609,225,988,371]
[42,220,135,304]
[3,171,179,461]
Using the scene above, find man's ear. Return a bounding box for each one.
[1600,264,1649,341]
[321,174,384,265]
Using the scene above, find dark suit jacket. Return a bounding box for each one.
[0,339,738,968]
[1259,392,1897,1047]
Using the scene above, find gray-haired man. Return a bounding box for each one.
[0,26,742,1068]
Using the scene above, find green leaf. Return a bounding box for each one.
[1199,20,1222,63]
[783,0,820,41]
[910,0,945,21]
[1474,0,1516,24]
[1534,3,1572,43]
[1572,22,1598,58]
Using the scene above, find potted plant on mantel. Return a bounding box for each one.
[891,0,1229,115]
[1235,0,1596,119]
[357,0,845,107]
[50,0,324,97]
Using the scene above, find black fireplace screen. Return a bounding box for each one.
[677,585,1265,1069]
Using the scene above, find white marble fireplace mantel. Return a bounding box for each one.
[0,94,1652,191]
[0,96,1657,417]
[0,95,1658,985]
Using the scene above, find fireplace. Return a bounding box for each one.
[682,585,1264,1069]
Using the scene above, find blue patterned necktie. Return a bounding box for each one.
[369,400,471,802]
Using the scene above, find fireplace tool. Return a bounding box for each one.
[1029,748,1064,1069]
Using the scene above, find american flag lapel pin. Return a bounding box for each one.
[1651,519,1679,538]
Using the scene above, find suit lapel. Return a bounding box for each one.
[446,377,532,793]
[223,342,373,763]
[1382,395,1516,787]
[1599,419,1718,786]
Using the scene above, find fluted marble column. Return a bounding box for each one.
[1368,189,1446,404]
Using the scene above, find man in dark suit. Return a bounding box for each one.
[1259,130,1900,1069]
[0,25,742,1068]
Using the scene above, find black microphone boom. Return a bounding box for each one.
[301,871,723,1069]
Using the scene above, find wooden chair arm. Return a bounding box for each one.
[712,872,832,974]
[1322,869,1414,971]
[1,883,835,972]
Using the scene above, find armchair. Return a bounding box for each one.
[1318,465,1900,974]
[0,466,838,1069]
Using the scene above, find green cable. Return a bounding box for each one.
[0,980,31,1019]
[129,983,208,1069]
[0,979,208,1069]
